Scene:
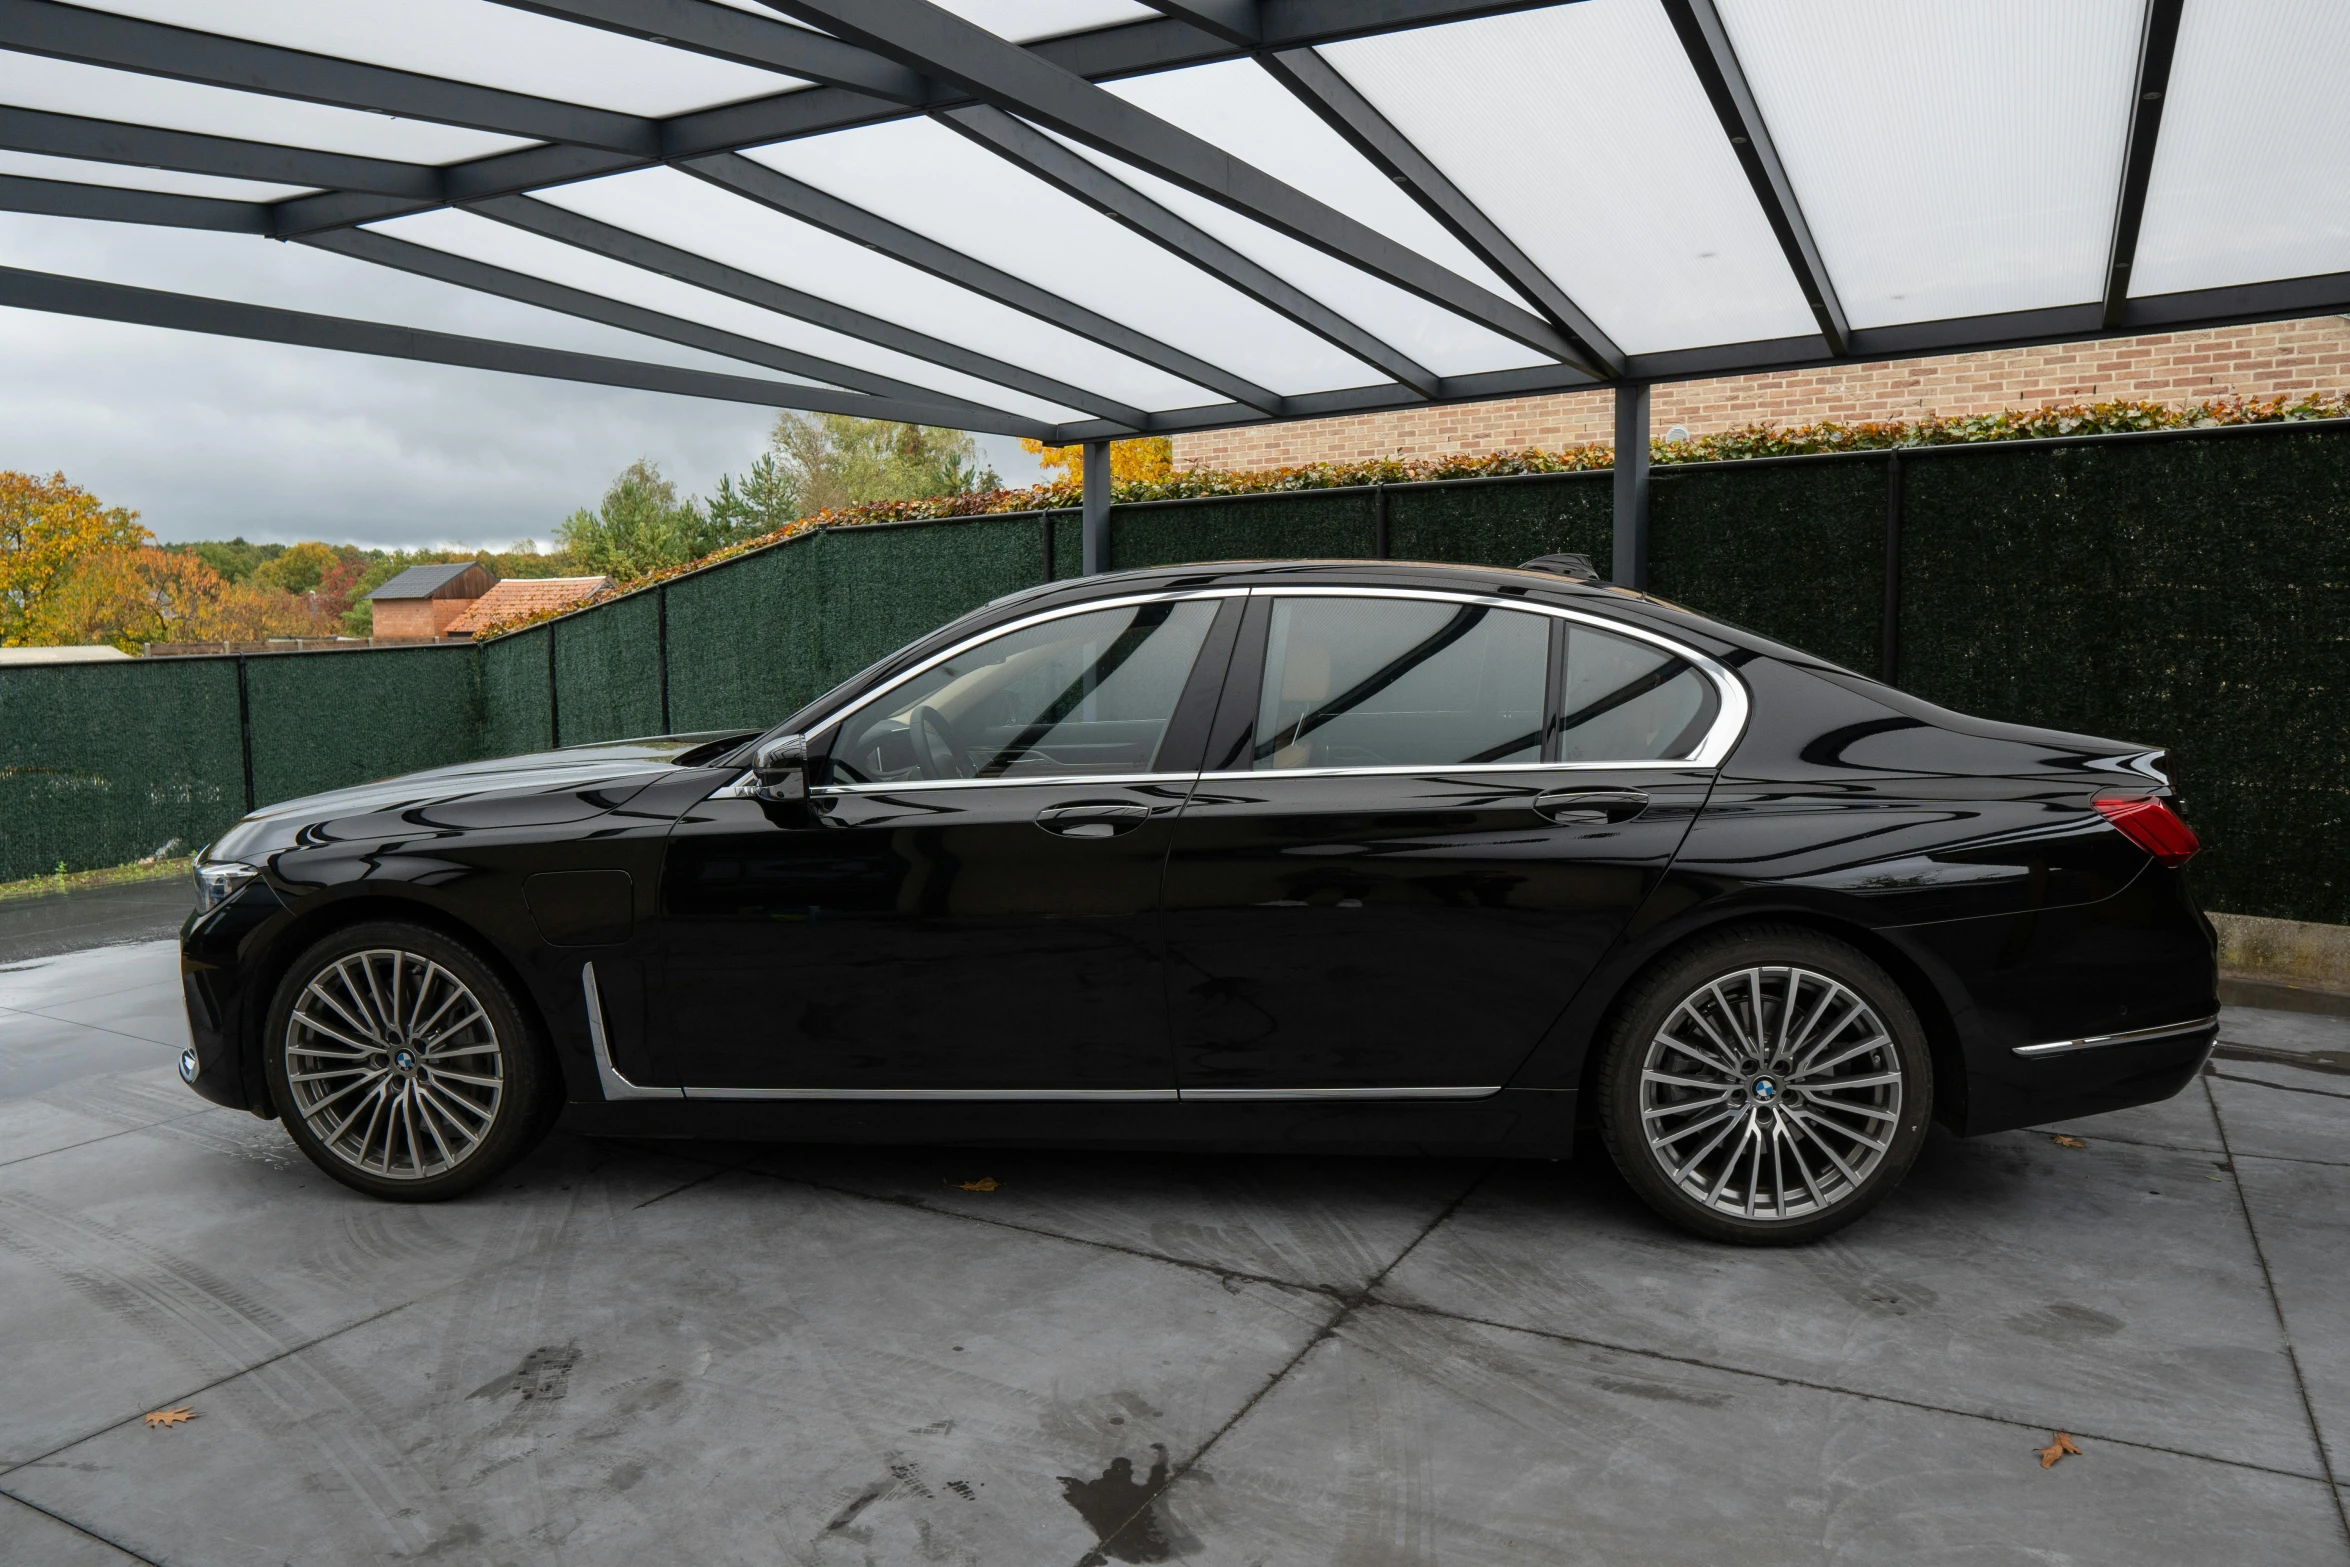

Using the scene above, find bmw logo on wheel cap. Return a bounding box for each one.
[1751,1075,1778,1103]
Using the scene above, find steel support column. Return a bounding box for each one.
[1081,440,1113,575]
[1612,383,1651,590]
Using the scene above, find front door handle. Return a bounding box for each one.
[1035,802,1152,839]
[1532,788,1650,825]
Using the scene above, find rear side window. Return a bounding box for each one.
[823,599,1218,784]
[1253,596,1547,770]
[1556,623,1720,762]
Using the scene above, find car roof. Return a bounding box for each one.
[985,559,1759,659]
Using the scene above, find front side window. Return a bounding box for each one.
[1556,623,1719,762]
[1252,596,1547,770]
[823,599,1219,785]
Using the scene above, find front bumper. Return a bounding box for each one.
[178,876,290,1114]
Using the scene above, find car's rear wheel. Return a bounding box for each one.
[1597,926,1933,1244]
[264,921,557,1201]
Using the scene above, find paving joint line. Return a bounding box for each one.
[0,1489,163,1566]
[0,1110,213,1172]
[1364,1293,2335,1488]
[0,1000,183,1049]
[1067,1165,1497,1567]
[606,1141,1363,1301]
[2208,1069,2350,1103]
[0,1294,420,1482]
[2204,1074,2350,1547]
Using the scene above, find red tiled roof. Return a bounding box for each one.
[444,576,610,635]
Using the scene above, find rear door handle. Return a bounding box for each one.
[1035,802,1152,839]
[1532,788,1649,825]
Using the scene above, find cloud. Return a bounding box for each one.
[0,212,1046,550]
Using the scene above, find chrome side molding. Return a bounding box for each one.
[2012,1014,2219,1058]
[679,1086,1178,1102]
[1177,1085,1504,1101]
[581,962,683,1101]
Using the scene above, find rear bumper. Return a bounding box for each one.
[1886,863,2218,1135]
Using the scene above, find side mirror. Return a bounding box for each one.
[751,733,808,803]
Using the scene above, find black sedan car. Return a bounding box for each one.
[179,559,2216,1243]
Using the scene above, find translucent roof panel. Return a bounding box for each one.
[58,1,808,117]
[741,117,1388,397]
[531,165,1219,412]
[374,206,1114,424]
[1050,133,1550,379]
[0,149,310,204]
[929,2,1159,44]
[0,209,816,380]
[2132,0,2350,297]
[0,52,533,164]
[1100,59,1523,305]
[1718,0,2140,328]
[1322,2,1817,355]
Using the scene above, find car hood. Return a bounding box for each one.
[206,732,752,863]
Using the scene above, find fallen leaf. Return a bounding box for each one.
[143,1407,197,1429]
[947,1177,999,1193]
[2052,1135,2087,1149]
[2037,1431,2082,1469]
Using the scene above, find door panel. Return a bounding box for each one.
[657,780,1189,1090]
[1162,590,1727,1093]
[646,594,1233,1093]
[1162,767,1714,1091]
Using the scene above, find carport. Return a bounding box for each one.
[5,4,2350,1563]
[2,0,2343,580]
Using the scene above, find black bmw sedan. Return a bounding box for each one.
[179,559,2217,1243]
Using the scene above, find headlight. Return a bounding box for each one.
[193,860,260,912]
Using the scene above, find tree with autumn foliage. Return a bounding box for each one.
[1019,436,1174,485]
[0,470,149,644]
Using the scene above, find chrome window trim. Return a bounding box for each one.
[770,581,1747,797]
[582,962,682,1102]
[1234,586,1749,773]
[2011,1014,2219,1058]
[680,1086,1178,1101]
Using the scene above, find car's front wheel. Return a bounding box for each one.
[1597,926,1934,1244]
[264,921,557,1201]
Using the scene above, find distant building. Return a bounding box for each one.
[444,576,612,638]
[0,645,133,665]
[363,562,495,640]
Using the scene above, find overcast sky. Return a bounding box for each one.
[0,210,1047,552]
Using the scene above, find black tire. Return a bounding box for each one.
[264,920,558,1202]
[1596,925,1933,1245]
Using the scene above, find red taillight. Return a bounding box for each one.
[2093,795,2200,868]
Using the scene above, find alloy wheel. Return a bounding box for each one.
[283,947,506,1181]
[1636,964,1904,1222]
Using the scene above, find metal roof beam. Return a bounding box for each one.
[1134,1,1261,47]
[939,104,1439,399]
[2103,0,2185,329]
[0,171,267,231]
[1661,0,1848,356]
[296,227,1032,429]
[0,0,660,154]
[678,152,1286,415]
[0,105,443,200]
[0,262,1053,434]
[466,191,1150,428]
[764,0,1584,368]
[481,0,930,101]
[1259,45,1622,378]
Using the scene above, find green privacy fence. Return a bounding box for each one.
[4,421,2344,923]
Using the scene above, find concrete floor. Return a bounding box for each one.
[1,885,2346,1565]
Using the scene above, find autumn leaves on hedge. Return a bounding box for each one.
[463,395,2350,641]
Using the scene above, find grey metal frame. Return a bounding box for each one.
[5,0,2344,570]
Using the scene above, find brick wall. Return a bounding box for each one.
[1171,316,2350,473]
